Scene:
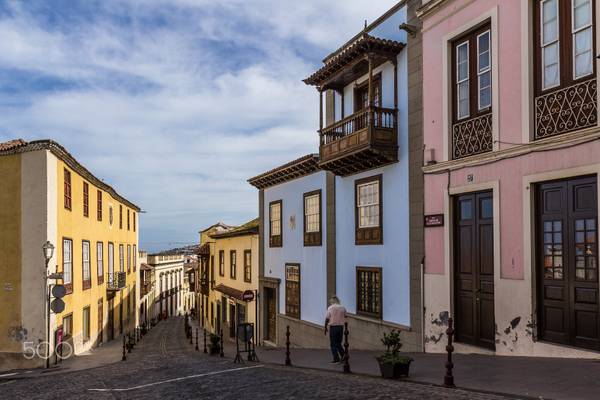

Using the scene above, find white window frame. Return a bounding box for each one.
[572,0,594,80]
[108,243,114,275]
[82,241,91,282]
[477,30,492,110]
[97,242,104,278]
[304,194,320,233]
[456,40,470,120]
[119,244,124,272]
[63,239,72,285]
[357,180,380,228]
[270,202,281,236]
[541,0,561,90]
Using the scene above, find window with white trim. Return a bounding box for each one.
[82,241,91,288]
[456,41,470,119]
[357,180,380,228]
[477,30,491,110]
[63,239,72,290]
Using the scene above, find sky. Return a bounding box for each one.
[0,0,398,253]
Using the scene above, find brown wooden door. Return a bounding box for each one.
[454,191,495,349]
[537,176,599,350]
[97,300,103,345]
[108,299,114,341]
[266,288,276,341]
[229,304,236,338]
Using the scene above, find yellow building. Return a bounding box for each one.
[199,219,259,342]
[0,139,140,370]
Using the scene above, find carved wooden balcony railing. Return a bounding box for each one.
[106,272,126,292]
[141,280,154,297]
[319,106,398,176]
[452,113,493,159]
[535,78,598,140]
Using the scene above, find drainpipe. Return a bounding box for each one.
[421,256,425,353]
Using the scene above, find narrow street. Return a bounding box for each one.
[0,317,516,400]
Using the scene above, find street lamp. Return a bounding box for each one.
[42,241,54,369]
[43,241,55,263]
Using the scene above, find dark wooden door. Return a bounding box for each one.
[454,191,495,349]
[229,304,236,338]
[266,288,276,341]
[97,300,103,345]
[537,176,599,350]
[216,302,221,333]
[108,299,114,341]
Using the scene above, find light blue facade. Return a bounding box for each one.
[334,5,411,327]
[263,171,328,326]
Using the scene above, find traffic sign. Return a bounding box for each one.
[242,290,255,302]
[52,284,67,299]
[50,298,65,314]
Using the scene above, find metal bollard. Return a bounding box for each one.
[190,327,193,345]
[285,326,291,366]
[444,318,456,387]
[122,335,127,361]
[203,328,207,354]
[343,322,350,374]
[195,328,199,351]
[219,330,224,357]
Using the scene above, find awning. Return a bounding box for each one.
[213,284,244,301]
[140,263,152,271]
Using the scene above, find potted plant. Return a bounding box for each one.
[208,333,221,355]
[376,329,413,379]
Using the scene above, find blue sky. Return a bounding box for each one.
[0,0,397,252]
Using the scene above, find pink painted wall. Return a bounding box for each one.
[422,0,598,279]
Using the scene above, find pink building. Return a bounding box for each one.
[420,0,600,357]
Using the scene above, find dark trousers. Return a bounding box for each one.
[329,325,344,361]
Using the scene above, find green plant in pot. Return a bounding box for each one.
[376,329,413,379]
[208,333,221,355]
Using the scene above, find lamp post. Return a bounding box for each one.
[42,241,55,369]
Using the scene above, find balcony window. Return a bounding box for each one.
[97,242,104,284]
[97,190,103,221]
[244,250,252,283]
[83,182,89,218]
[534,0,597,139]
[64,169,72,210]
[451,22,493,159]
[303,190,322,246]
[356,267,382,319]
[269,200,282,247]
[63,238,73,293]
[285,264,300,319]
[82,240,91,290]
[355,175,383,245]
[230,250,237,279]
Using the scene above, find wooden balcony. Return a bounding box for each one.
[319,106,398,176]
[106,272,126,293]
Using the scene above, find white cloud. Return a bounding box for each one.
[0,0,398,251]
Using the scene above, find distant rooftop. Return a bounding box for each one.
[0,138,140,211]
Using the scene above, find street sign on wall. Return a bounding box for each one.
[242,290,255,302]
[51,298,65,313]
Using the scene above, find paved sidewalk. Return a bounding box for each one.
[189,318,600,400]
[0,319,166,380]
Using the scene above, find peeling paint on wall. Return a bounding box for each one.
[431,311,449,326]
[8,326,27,342]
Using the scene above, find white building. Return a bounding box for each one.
[147,252,186,318]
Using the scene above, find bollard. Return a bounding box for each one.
[285,326,291,366]
[195,328,199,351]
[190,327,194,345]
[444,317,456,388]
[122,335,127,361]
[343,322,350,374]
[128,334,133,353]
[203,328,207,354]
[219,330,225,357]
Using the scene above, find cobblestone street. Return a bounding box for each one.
[0,318,517,400]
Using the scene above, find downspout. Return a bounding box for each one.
[421,256,425,352]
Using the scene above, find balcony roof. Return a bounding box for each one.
[247,153,320,189]
[303,33,405,90]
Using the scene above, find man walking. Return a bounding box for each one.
[324,296,346,364]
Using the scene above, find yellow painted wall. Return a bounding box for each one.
[208,233,259,336]
[0,154,22,353]
[54,158,138,353]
